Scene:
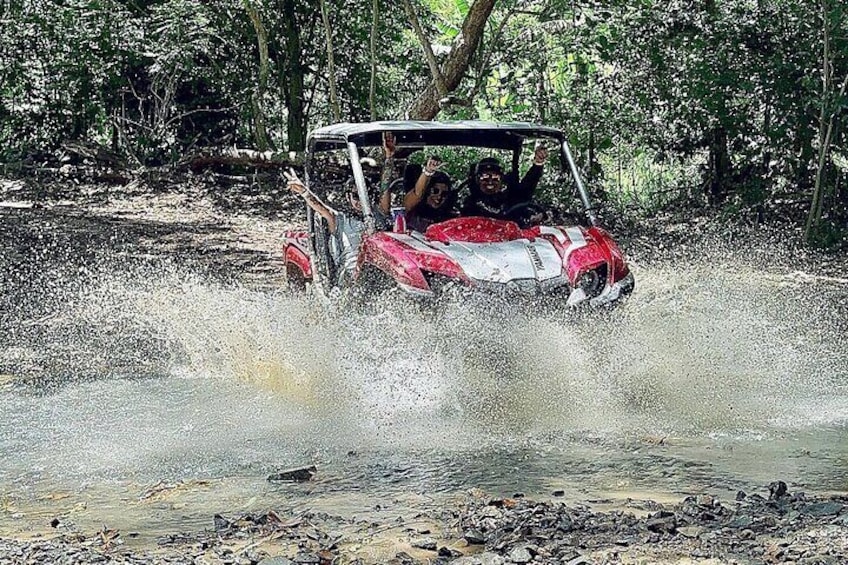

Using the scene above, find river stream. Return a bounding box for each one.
[1,189,846,551]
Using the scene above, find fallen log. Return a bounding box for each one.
[184,147,301,172]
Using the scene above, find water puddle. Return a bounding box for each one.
[1,205,847,550]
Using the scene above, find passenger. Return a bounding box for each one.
[460,145,549,220]
[284,170,375,285]
[402,155,458,232]
[376,132,399,222]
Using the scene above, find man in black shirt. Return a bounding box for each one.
[461,145,549,220]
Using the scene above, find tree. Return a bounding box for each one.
[405,0,497,120]
[806,0,848,244]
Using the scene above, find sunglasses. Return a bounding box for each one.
[430,185,450,196]
[478,173,501,181]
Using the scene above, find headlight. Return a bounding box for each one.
[576,264,607,298]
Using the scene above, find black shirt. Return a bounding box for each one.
[460,164,544,220]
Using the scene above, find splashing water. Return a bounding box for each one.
[1,238,847,543]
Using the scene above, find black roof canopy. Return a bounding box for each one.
[308,120,565,152]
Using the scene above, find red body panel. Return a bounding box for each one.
[282,230,312,279]
[283,216,632,301]
[425,217,524,243]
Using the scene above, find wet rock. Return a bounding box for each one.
[739,528,756,540]
[392,551,415,564]
[552,490,565,497]
[481,506,503,519]
[267,465,317,482]
[801,502,844,517]
[768,481,788,500]
[677,526,706,538]
[736,490,747,501]
[214,514,232,531]
[411,537,438,551]
[645,511,677,534]
[439,546,461,557]
[463,529,486,545]
[507,546,532,563]
[450,554,505,565]
[728,515,753,528]
[696,494,717,507]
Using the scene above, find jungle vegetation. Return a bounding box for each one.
[1,0,846,246]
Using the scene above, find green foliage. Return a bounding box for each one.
[1,0,846,240]
[600,148,704,218]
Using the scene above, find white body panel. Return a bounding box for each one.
[427,238,563,283]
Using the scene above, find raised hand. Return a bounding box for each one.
[533,145,549,166]
[283,168,307,195]
[383,132,396,158]
[424,155,442,176]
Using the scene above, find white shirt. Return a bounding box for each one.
[329,211,365,281]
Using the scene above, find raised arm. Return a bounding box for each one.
[516,145,549,201]
[404,155,440,212]
[284,169,337,233]
[378,132,397,215]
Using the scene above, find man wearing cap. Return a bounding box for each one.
[460,145,549,220]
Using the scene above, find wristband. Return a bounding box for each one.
[423,170,435,177]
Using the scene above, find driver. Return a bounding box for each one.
[460,145,549,221]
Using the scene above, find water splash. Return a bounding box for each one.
[1,246,846,489]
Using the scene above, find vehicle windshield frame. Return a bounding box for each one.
[305,121,597,229]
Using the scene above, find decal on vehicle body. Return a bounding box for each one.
[563,227,588,263]
[538,226,567,245]
[383,232,444,254]
[430,239,561,283]
[525,243,545,273]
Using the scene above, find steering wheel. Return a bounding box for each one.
[504,202,550,228]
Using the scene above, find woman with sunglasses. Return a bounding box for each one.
[403,155,458,232]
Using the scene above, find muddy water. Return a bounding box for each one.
[1,190,847,550]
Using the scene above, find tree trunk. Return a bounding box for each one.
[281,0,306,152]
[243,0,271,151]
[406,0,497,120]
[369,0,379,120]
[319,0,341,122]
[806,73,848,241]
[805,0,848,243]
[707,126,730,206]
[401,0,448,96]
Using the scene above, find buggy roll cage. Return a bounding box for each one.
[304,120,599,233]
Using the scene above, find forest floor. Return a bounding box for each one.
[1,171,847,564]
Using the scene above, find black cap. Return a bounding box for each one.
[475,157,503,177]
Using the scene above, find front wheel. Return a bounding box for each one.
[284,264,309,293]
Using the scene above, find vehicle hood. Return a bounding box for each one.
[365,217,602,294]
[420,236,562,283]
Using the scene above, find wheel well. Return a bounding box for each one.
[285,263,309,291]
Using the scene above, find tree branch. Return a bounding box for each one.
[401,0,448,97]
[406,0,497,120]
[319,0,341,121]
